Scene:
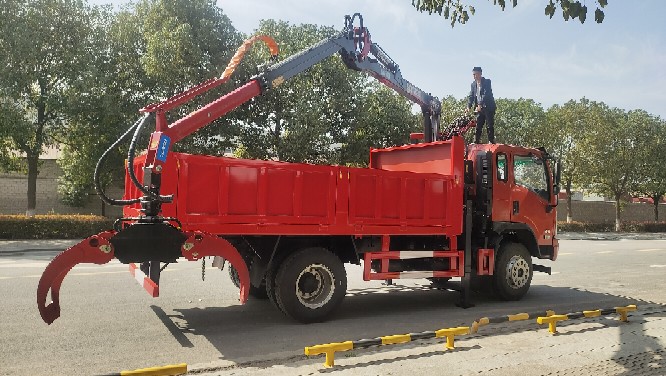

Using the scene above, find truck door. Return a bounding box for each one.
[492,152,511,222]
[509,154,555,245]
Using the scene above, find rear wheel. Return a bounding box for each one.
[274,247,347,323]
[493,242,532,300]
[228,265,268,299]
[265,260,285,313]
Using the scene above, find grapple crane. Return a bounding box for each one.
[37,13,443,324]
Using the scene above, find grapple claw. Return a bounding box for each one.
[37,232,115,324]
[181,231,250,304]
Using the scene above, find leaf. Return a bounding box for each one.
[595,8,605,23]
[579,5,587,23]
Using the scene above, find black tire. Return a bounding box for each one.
[274,247,347,323]
[492,242,533,300]
[265,260,285,313]
[228,265,268,299]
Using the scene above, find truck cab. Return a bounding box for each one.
[468,143,560,264]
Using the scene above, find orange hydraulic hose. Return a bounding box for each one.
[221,34,279,80]
[142,34,279,113]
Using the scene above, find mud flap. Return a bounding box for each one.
[180,231,250,304]
[37,232,116,324]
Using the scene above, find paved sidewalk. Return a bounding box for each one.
[190,304,666,376]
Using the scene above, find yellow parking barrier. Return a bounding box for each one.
[583,309,602,318]
[435,327,470,349]
[304,341,353,368]
[536,314,568,334]
[305,326,471,367]
[616,305,637,322]
[381,334,411,345]
[471,310,555,333]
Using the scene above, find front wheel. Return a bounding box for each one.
[274,247,347,323]
[493,242,533,301]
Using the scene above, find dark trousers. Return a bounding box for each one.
[475,107,496,143]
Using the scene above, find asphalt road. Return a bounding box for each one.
[1,238,665,375]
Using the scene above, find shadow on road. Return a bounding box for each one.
[151,283,664,372]
[612,310,666,375]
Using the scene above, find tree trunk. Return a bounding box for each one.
[26,153,39,217]
[653,195,660,222]
[26,77,47,217]
[614,196,622,232]
[565,179,573,223]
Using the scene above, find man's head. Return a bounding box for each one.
[473,66,482,80]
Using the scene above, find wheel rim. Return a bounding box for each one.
[505,255,530,289]
[296,264,335,309]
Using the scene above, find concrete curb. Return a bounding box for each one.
[1,232,664,254]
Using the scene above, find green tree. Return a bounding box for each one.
[543,99,598,222]
[578,105,647,231]
[411,0,608,26]
[338,83,420,166]
[632,112,666,221]
[57,0,243,206]
[233,20,366,163]
[0,0,100,215]
[494,98,547,147]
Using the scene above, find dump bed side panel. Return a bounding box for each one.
[175,154,337,227]
[369,136,465,235]
[124,147,463,236]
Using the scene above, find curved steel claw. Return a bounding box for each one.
[181,231,250,304]
[37,232,115,324]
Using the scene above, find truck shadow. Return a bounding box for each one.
[153,283,665,373]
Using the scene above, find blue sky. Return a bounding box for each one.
[93,0,666,118]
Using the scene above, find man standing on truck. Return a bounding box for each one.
[466,66,496,144]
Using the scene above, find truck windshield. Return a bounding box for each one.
[514,155,549,201]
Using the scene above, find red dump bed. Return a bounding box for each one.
[124,137,465,237]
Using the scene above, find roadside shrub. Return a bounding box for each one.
[0,214,114,239]
[558,221,666,233]
[619,221,666,233]
[557,221,615,232]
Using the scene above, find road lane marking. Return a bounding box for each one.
[650,265,666,268]
[636,249,663,252]
[0,262,129,269]
[558,252,573,256]
[1,268,183,280]
[596,251,614,254]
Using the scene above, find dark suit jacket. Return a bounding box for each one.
[468,77,496,110]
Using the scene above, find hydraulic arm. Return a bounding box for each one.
[37,13,441,324]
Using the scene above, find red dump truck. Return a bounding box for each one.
[37,14,560,324]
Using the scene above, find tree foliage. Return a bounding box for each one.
[575,104,653,231]
[232,20,363,163]
[232,20,419,166]
[494,98,547,147]
[410,0,608,26]
[56,0,243,206]
[338,83,420,166]
[0,0,100,215]
[542,99,596,222]
[631,112,666,221]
